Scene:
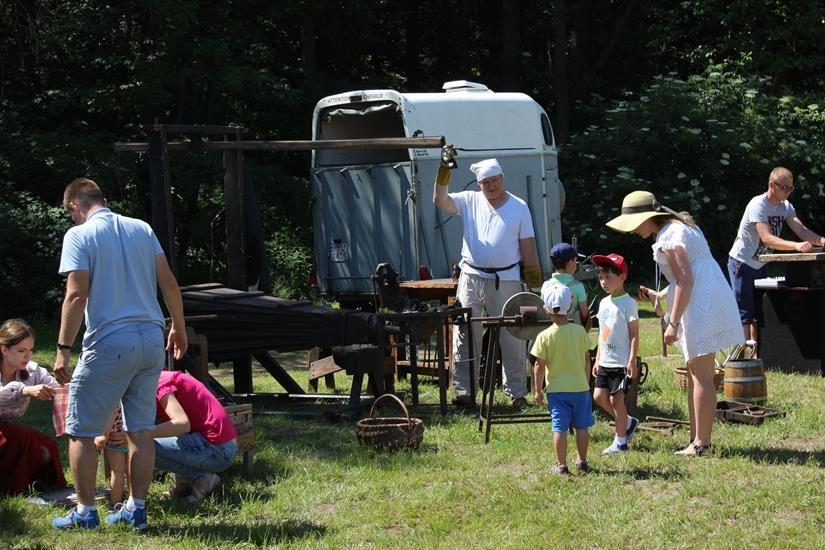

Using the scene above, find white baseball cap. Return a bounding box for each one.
[469,158,503,181]
[544,284,573,315]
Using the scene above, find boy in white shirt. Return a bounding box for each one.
[592,253,640,454]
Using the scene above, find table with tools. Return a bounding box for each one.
[756,252,825,376]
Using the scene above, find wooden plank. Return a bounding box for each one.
[253,352,305,394]
[758,251,825,262]
[148,130,177,275]
[223,143,247,290]
[309,356,343,381]
[114,136,446,152]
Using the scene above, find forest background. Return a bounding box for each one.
[1,0,824,318]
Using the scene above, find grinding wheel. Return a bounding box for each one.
[501,292,551,341]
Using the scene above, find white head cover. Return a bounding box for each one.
[544,284,573,315]
[469,158,503,181]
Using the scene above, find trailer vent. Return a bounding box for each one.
[442,80,492,93]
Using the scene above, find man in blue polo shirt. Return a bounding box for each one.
[51,178,188,531]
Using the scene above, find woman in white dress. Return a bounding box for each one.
[607,191,742,456]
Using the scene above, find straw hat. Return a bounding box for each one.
[606,190,672,233]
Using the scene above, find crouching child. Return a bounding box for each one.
[531,285,594,474]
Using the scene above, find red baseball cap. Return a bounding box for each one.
[592,253,628,276]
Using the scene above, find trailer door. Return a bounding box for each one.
[311,164,416,298]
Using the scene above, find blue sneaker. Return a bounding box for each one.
[52,507,100,530]
[626,416,640,441]
[106,503,148,532]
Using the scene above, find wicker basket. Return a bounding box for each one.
[673,367,724,392]
[356,394,424,450]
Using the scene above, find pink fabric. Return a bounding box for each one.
[156,371,236,444]
[52,386,69,437]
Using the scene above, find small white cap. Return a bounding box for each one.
[469,158,503,181]
[544,284,573,315]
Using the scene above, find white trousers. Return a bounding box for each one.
[452,272,527,399]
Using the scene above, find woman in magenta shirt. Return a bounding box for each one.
[150,370,237,503]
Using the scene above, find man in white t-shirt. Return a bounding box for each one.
[433,148,541,407]
[728,167,825,352]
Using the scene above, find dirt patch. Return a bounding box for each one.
[780,436,824,452]
[314,502,337,516]
[626,479,683,500]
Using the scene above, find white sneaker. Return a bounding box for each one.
[602,441,630,455]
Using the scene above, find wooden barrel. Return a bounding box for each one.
[724,359,767,403]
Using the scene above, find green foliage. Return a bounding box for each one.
[0,186,70,318]
[562,58,825,276]
[266,230,313,300]
[1,2,824,314]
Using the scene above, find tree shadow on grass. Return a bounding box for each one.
[155,518,327,545]
[592,466,685,481]
[716,445,825,467]
[0,498,30,536]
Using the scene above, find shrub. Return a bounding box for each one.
[561,58,825,280]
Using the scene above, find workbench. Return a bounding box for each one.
[756,252,825,376]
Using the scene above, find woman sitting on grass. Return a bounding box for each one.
[151,370,237,503]
[0,319,66,495]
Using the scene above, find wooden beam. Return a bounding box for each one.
[223,142,246,290]
[147,130,177,275]
[115,136,446,152]
[253,352,305,394]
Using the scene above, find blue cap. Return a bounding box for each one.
[550,243,578,263]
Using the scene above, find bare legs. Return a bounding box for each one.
[744,322,759,358]
[553,429,589,467]
[68,437,98,506]
[125,430,154,500]
[680,353,716,453]
[593,389,628,437]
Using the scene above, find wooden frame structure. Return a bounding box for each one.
[114,124,445,394]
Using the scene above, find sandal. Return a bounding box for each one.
[184,473,221,504]
[162,474,193,498]
[674,442,711,457]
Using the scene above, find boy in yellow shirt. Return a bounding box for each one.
[531,285,594,474]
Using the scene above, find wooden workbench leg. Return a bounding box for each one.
[348,373,364,408]
[484,331,500,444]
[437,318,447,417]
[466,310,476,403]
[410,336,420,406]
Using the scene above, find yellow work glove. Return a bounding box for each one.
[436,144,457,186]
[524,265,543,290]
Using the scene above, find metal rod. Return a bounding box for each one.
[115,136,446,152]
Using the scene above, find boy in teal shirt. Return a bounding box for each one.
[531,285,594,474]
[540,243,589,326]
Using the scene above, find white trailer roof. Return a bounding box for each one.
[313,83,554,161]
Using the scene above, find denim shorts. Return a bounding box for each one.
[66,323,164,438]
[547,391,595,432]
[727,257,767,324]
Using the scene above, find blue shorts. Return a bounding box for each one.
[727,257,767,324]
[66,323,164,438]
[547,391,595,432]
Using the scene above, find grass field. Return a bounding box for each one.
[1,305,823,549]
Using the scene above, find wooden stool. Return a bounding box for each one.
[224,403,254,474]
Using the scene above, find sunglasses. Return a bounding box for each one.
[773,181,794,193]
